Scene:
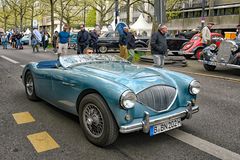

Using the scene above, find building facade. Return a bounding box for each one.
[118,0,240,33]
[166,0,240,32]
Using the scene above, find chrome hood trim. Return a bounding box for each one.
[137,85,177,113]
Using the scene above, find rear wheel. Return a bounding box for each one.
[135,44,144,48]
[203,64,216,71]
[25,71,39,100]
[99,46,108,53]
[172,52,179,56]
[79,93,118,147]
[195,48,203,60]
[184,54,193,59]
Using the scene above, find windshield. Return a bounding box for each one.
[192,35,200,40]
[59,54,129,68]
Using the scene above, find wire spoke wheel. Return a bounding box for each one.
[24,72,38,101]
[83,103,104,138]
[26,76,34,96]
[79,93,118,146]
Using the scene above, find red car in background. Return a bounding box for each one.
[181,32,223,59]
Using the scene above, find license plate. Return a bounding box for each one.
[150,118,181,136]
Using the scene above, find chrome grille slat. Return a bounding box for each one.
[137,85,176,112]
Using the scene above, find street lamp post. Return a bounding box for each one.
[83,1,86,25]
[201,0,206,29]
[154,0,166,25]
[115,0,119,26]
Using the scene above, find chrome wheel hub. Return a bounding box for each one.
[83,104,104,138]
[26,77,33,96]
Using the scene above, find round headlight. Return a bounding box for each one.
[189,80,200,95]
[120,90,137,109]
[232,44,238,52]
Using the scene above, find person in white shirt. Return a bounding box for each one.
[236,24,240,40]
[201,22,214,47]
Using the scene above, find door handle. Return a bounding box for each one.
[62,82,75,87]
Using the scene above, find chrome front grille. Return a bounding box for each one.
[137,85,177,112]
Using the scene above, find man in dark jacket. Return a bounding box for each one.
[151,24,168,68]
[89,29,99,53]
[77,24,90,54]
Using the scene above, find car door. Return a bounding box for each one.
[105,32,119,49]
[34,69,53,102]
[51,69,80,114]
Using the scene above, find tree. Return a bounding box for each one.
[55,0,85,31]
[40,0,58,38]
[86,8,96,27]
[89,0,115,27]
[23,1,45,33]
[121,0,142,25]
[6,0,30,32]
[134,0,183,32]
[0,0,11,31]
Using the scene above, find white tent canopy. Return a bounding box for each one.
[130,14,152,36]
[24,28,31,35]
[110,20,116,30]
[54,25,61,32]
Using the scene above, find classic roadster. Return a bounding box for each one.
[21,54,200,146]
[201,39,240,71]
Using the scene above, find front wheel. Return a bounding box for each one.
[195,48,203,60]
[184,54,193,59]
[203,64,216,71]
[79,93,118,147]
[98,46,108,53]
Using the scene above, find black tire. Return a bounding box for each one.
[135,44,144,48]
[184,54,193,59]
[99,46,108,53]
[203,64,216,71]
[25,71,39,101]
[194,48,203,60]
[79,93,118,147]
[172,52,179,56]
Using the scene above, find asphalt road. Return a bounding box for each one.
[0,46,239,160]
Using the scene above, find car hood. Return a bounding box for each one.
[73,62,176,93]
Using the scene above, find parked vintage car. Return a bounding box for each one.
[181,32,223,59]
[98,31,188,54]
[20,34,30,45]
[21,54,200,146]
[98,31,149,53]
[200,39,240,71]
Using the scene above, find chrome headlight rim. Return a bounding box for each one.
[228,40,238,52]
[231,44,238,52]
[189,80,200,95]
[120,90,137,109]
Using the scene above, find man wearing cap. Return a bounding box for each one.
[236,24,240,39]
[58,25,70,57]
[201,22,214,47]
[151,24,168,68]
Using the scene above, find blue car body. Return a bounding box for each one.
[69,33,77,49]
[20,34,30,45]
[21,54,199,146]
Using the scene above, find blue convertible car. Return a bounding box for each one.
[21,54,200,146]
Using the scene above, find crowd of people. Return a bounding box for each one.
[1,31,24,50]
[0,24,166,66]
[3,22,239,68]
[0,24,100,57]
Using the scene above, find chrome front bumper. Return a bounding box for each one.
[119,102,199,134]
